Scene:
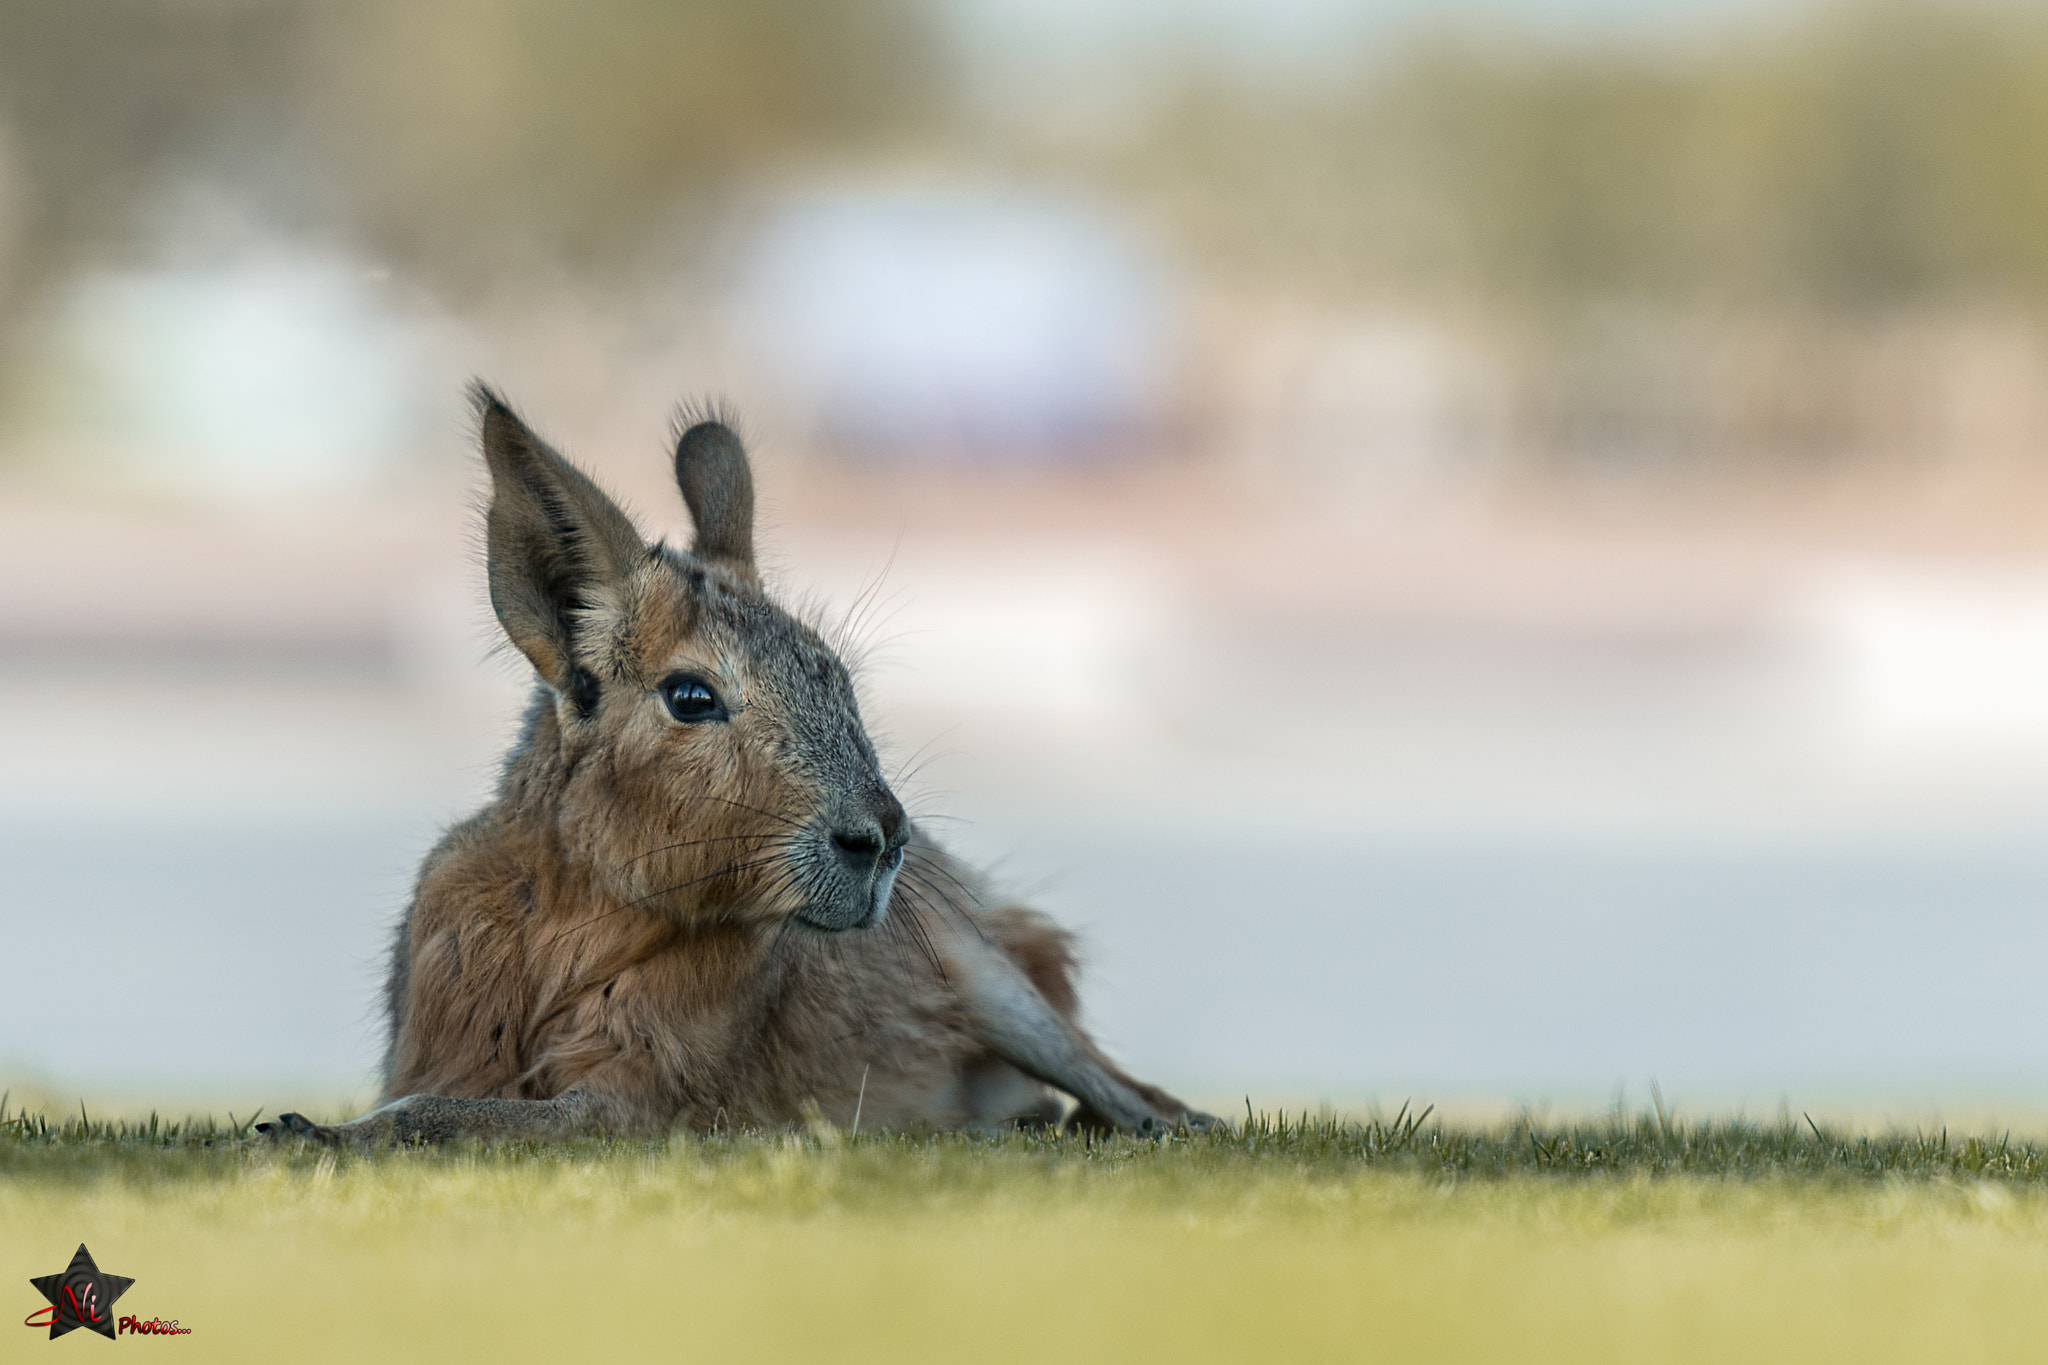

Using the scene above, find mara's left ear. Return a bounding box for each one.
[674,417,757,582]
[476,384,647,695]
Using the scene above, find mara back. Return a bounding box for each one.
[312,387,1214,1144]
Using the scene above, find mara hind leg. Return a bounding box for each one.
[942,905,1064,1129]
[976,904,1218,1133]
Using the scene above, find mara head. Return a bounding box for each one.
[476,385,906,933]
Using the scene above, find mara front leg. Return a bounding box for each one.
[255,1091,613,1146]
[947,931,1220,1134]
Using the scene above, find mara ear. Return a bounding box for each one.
[673,417,757,582]
[475,384,647,695]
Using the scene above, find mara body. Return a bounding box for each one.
[261,389,1214,1144]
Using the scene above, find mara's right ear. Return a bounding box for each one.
[674,418,757,581]
[476,384,647,695]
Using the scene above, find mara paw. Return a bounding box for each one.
[252,1112,341,1145]
[1137,1109,1225,1139]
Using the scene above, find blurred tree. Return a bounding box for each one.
[7,0,2048,479]
[8,0,2047,321]
[302,0,945,293]
[0,0,945,314]
[0,0,303,306]
[1103,0,2048,313]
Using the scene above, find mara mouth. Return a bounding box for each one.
[793,847,903,933]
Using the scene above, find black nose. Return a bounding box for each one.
[830,789,908,871]
[831,827,885,868]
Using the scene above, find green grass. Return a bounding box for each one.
[7,1099,2048,1362]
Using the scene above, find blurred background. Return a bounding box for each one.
[5,0,2048,1121]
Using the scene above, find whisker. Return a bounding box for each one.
[542,852,789,948]
[870,896,924,983]
[667,794,809,831]
[838,540,899,651]
[758,867,804,916]
[890,754,960,794]
[887,728,961,789]
[623,831,784,871]
[765,911,802,966]
[903,849,982,906]
[835,525,910,670]
[630,851,791,917]
[889,883,949,983]
[895,872,956,925]
[902,863,993,947]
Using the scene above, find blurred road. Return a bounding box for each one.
[4,489,2048,1114]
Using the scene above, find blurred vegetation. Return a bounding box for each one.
[0,0,942,309]
[3,0,2047,477]
[7,1,2047,313]
[1111,0,2048,313]
[1089,1,2048,476]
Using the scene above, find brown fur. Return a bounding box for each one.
[260,388,1216,1145]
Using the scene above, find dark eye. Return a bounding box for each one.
[659,675,725,724]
